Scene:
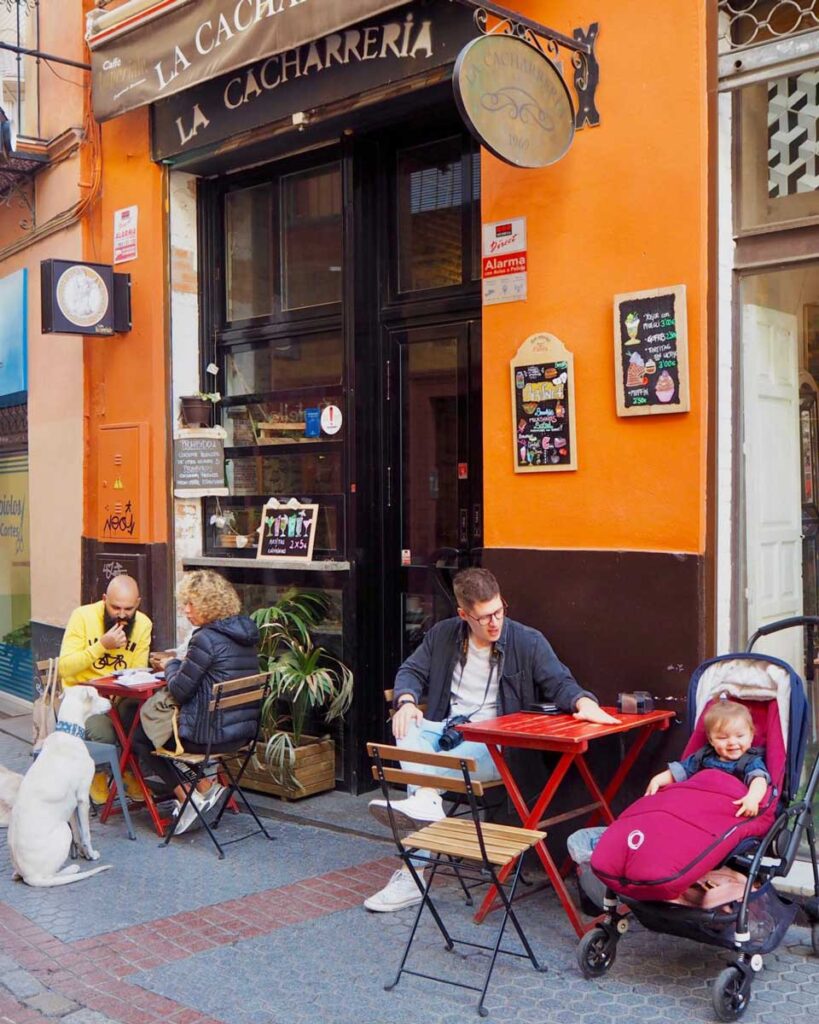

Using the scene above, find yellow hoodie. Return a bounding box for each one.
[58,600,152,684]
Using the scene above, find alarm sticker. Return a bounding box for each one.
[321,405,342,435]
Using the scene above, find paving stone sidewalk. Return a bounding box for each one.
[1,725,819,1024]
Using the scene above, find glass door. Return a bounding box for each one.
[385,321,482,662]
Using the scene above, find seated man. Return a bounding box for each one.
[59,574,153,804]
[364,567,618,913]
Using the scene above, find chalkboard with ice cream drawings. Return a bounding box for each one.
[614,284,690,417]
[510,333,577,473]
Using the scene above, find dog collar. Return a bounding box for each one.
[55,721,86,740]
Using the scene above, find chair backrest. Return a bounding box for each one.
[208,672,269,715]
[367,742,485,797]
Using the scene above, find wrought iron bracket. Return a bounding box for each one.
[452,0,601,129]
[0,176,35,230]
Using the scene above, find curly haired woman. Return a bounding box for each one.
[132,570,260,834]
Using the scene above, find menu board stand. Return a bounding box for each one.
[257,497,319,562]
[510,333,577,473]
[613,284,690,417]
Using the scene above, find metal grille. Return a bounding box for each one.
[719,1,819,50]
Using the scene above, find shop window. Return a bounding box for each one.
[225,183,274,321]
[224,334,343,396]
[737,74,819,231]
[397,136,464,292]
[281,163,342,310]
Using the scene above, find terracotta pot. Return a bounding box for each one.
[179,396,213,427]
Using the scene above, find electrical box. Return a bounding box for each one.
[97,423,150,545]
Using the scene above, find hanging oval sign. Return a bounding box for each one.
[453,34,575,169]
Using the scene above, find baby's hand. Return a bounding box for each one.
[733,795,760,818]
[645,775,664,796]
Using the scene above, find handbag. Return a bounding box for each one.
[140,686,184,753]
[32,658,61,754]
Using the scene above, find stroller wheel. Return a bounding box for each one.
[712,965,751,1021]
[577,926,617,979]
[812,922,819,957]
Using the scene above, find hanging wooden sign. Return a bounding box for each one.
[510,333,577,473]
[613,285,690,417]
[257,497,319,562]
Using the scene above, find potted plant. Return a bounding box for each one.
[179,391,221,428]
[245,589,353,798]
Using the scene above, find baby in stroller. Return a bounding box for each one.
[645,699,770,818]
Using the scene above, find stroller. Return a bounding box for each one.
[576,616,819,1022]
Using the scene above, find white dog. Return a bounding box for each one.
[9,686,114,886]
[0,765,23,826]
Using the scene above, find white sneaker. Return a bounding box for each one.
[173,789,207,835]
[201,782,227,815]
[363,869,425,912]
[369,788,444,833]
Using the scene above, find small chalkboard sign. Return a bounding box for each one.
[173,435,225,489]
[257,498,319,561]
[614,285,690,417]
[510,333,577,473]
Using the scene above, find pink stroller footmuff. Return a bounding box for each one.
[591,692,785,902]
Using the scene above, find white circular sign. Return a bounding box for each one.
[56,265,110,327]
[321,405,342,435]
[627,829,645,851]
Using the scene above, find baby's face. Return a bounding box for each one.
[709,721,753,761]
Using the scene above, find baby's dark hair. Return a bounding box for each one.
[703,699,753,738]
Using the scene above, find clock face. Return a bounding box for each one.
[56,265,110,327]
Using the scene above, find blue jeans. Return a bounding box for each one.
[398,718,501,792]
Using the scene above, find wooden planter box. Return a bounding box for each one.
[232,734,335,801]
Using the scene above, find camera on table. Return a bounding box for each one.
[616,690,655,714]
[438,714,471,751]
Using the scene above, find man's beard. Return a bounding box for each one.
[103,609,137,641]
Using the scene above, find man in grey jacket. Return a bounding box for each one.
[364,567,618,913]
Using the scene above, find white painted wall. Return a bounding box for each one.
[168,171,203,645]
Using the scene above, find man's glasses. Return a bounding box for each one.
[465,600,508,627]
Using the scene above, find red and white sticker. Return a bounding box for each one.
[320,405,342,435]
[481,217,527,306]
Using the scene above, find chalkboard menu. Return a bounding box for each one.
[257,498,319,561]
[613,285,690,417]
[510,333,577,473]
[173,434,226,490]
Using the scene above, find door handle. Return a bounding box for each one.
[459,508,469,545]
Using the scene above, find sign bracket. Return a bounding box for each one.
[451,0,600,128]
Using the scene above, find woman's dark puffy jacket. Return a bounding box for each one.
[165,615,261,747]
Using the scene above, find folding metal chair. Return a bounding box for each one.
[368,742,547,1017]
[155,672,275,858]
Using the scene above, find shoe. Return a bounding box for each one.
[368,788,445,833]
[89,771,109,805]
[364,869,424,912]
[173,789,207,835]
[200,782,226,816]
[123,769,145,802]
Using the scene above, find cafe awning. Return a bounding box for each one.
[87,0,416,122]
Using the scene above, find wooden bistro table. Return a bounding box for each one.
[457,707,674,937]
[87,675,170,837]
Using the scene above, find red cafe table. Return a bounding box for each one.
[87,675,171,837]
[457,708,674,937]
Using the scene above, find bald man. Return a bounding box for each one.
[59,575,153,802]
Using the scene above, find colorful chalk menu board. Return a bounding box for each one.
[257,498,319,561]
[510,333,577,473]
[613,284,690,417]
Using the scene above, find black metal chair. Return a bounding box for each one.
[369,742,547,1017]
[155,672,275,858]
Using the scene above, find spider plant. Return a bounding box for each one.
[251,589,353,790]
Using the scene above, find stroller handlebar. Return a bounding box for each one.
[746,615,819,652]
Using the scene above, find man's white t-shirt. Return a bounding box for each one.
[448,637,499,723]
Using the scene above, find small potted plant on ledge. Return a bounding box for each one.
[179,391,221,428]
[244,589,353,799]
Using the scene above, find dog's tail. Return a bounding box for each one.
[23,864,112,887]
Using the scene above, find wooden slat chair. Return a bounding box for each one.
[35,659,137,841]
[369,743,547,1018]
[383,689,506,828]
[154,672,275,859]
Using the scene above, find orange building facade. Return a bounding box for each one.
[0,0,715,792]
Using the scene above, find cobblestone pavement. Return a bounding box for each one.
[1,727,818,1024]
